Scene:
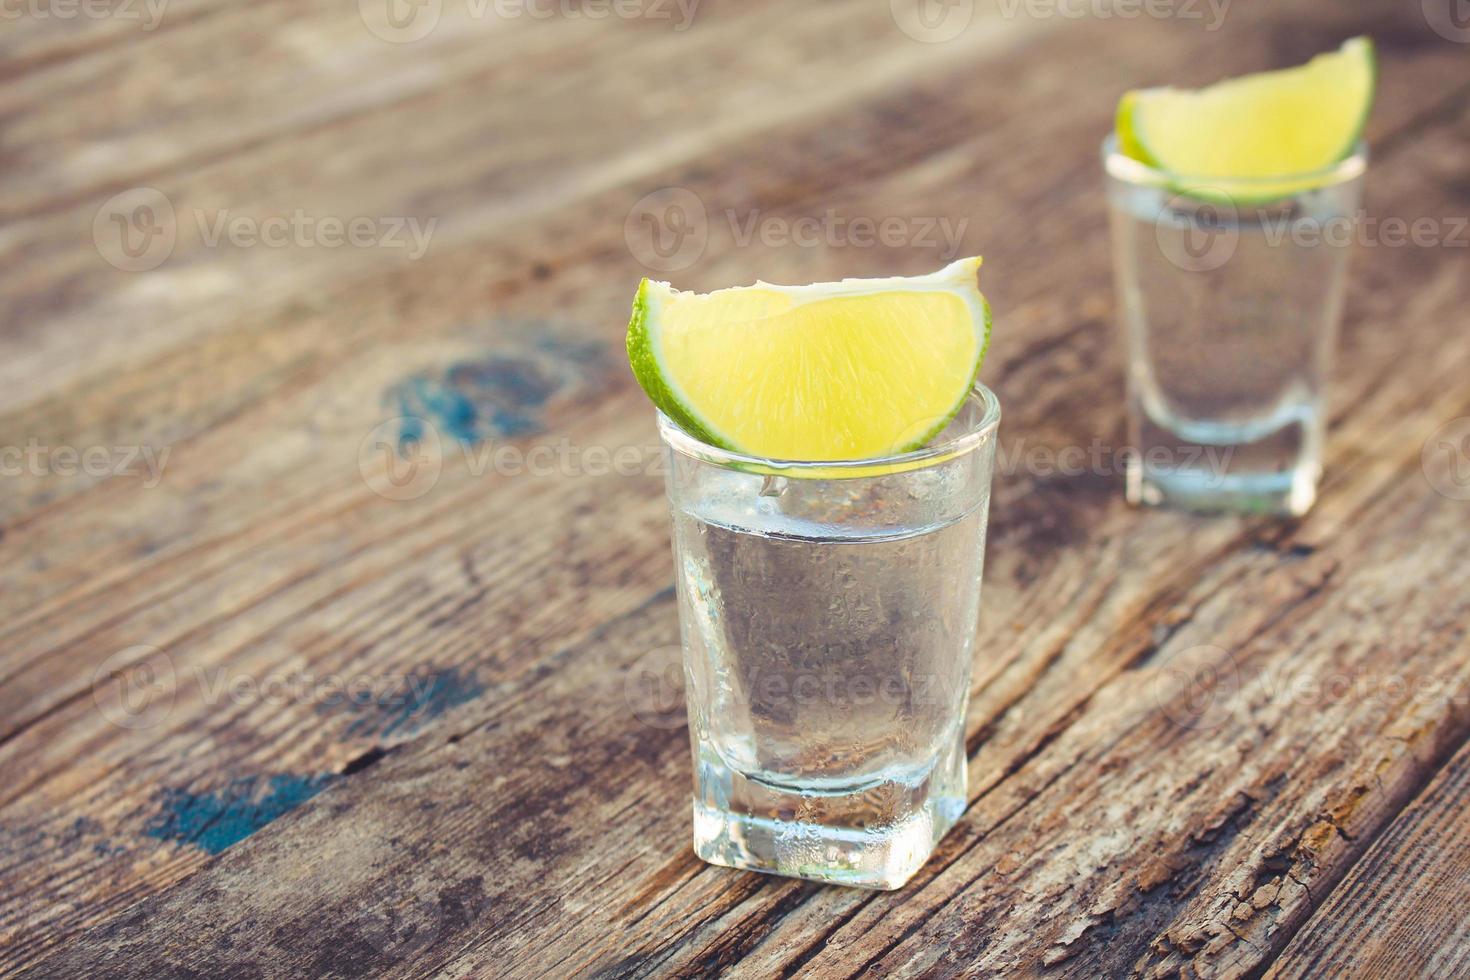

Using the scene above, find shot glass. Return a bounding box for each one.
[1103,136,1367,515]
[658,384,1000,889]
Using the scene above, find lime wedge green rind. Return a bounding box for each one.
[627,277,728,453]
[1116,36,1375,200]
[1114,91,1152,166]
[901,293,991,453]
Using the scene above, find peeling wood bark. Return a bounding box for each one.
[1268,740,1470,979]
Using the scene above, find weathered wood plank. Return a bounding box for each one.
[16,10,1470,976]
[1268,739,1470,979]
[25,343,1470,979]
[6,0,1469,975]
[0,0,1052,412]
[6,0,1455,739]
[1,0,1094,968]
[715,97,1470,980]
[0,0,1067,697]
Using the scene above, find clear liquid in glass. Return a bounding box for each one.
[1107,162,1362,515]
[670,471,987,888]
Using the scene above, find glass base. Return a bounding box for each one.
[1126,398,1323,517]
[1127,457,1319,516]
[690,734,967,890]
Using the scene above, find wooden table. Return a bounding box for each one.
[4,1,1469,976]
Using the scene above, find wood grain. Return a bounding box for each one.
[1,0,1092,968]
[3,0,1470,976]
[0,0,1049,412]
[1268,739,1470,979]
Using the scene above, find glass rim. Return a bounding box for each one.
[657,382,1001,477]
[1101,133,1368,193]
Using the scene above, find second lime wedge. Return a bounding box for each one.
[1117,36,1374,188]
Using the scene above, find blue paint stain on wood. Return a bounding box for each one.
[383,330,607,453]
[329,665,485,741]
[145,774,334,855]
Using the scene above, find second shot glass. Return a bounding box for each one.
[1103,136,1366,516]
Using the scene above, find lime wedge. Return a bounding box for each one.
[626,257,990,462]
[1117,37,1374,188]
